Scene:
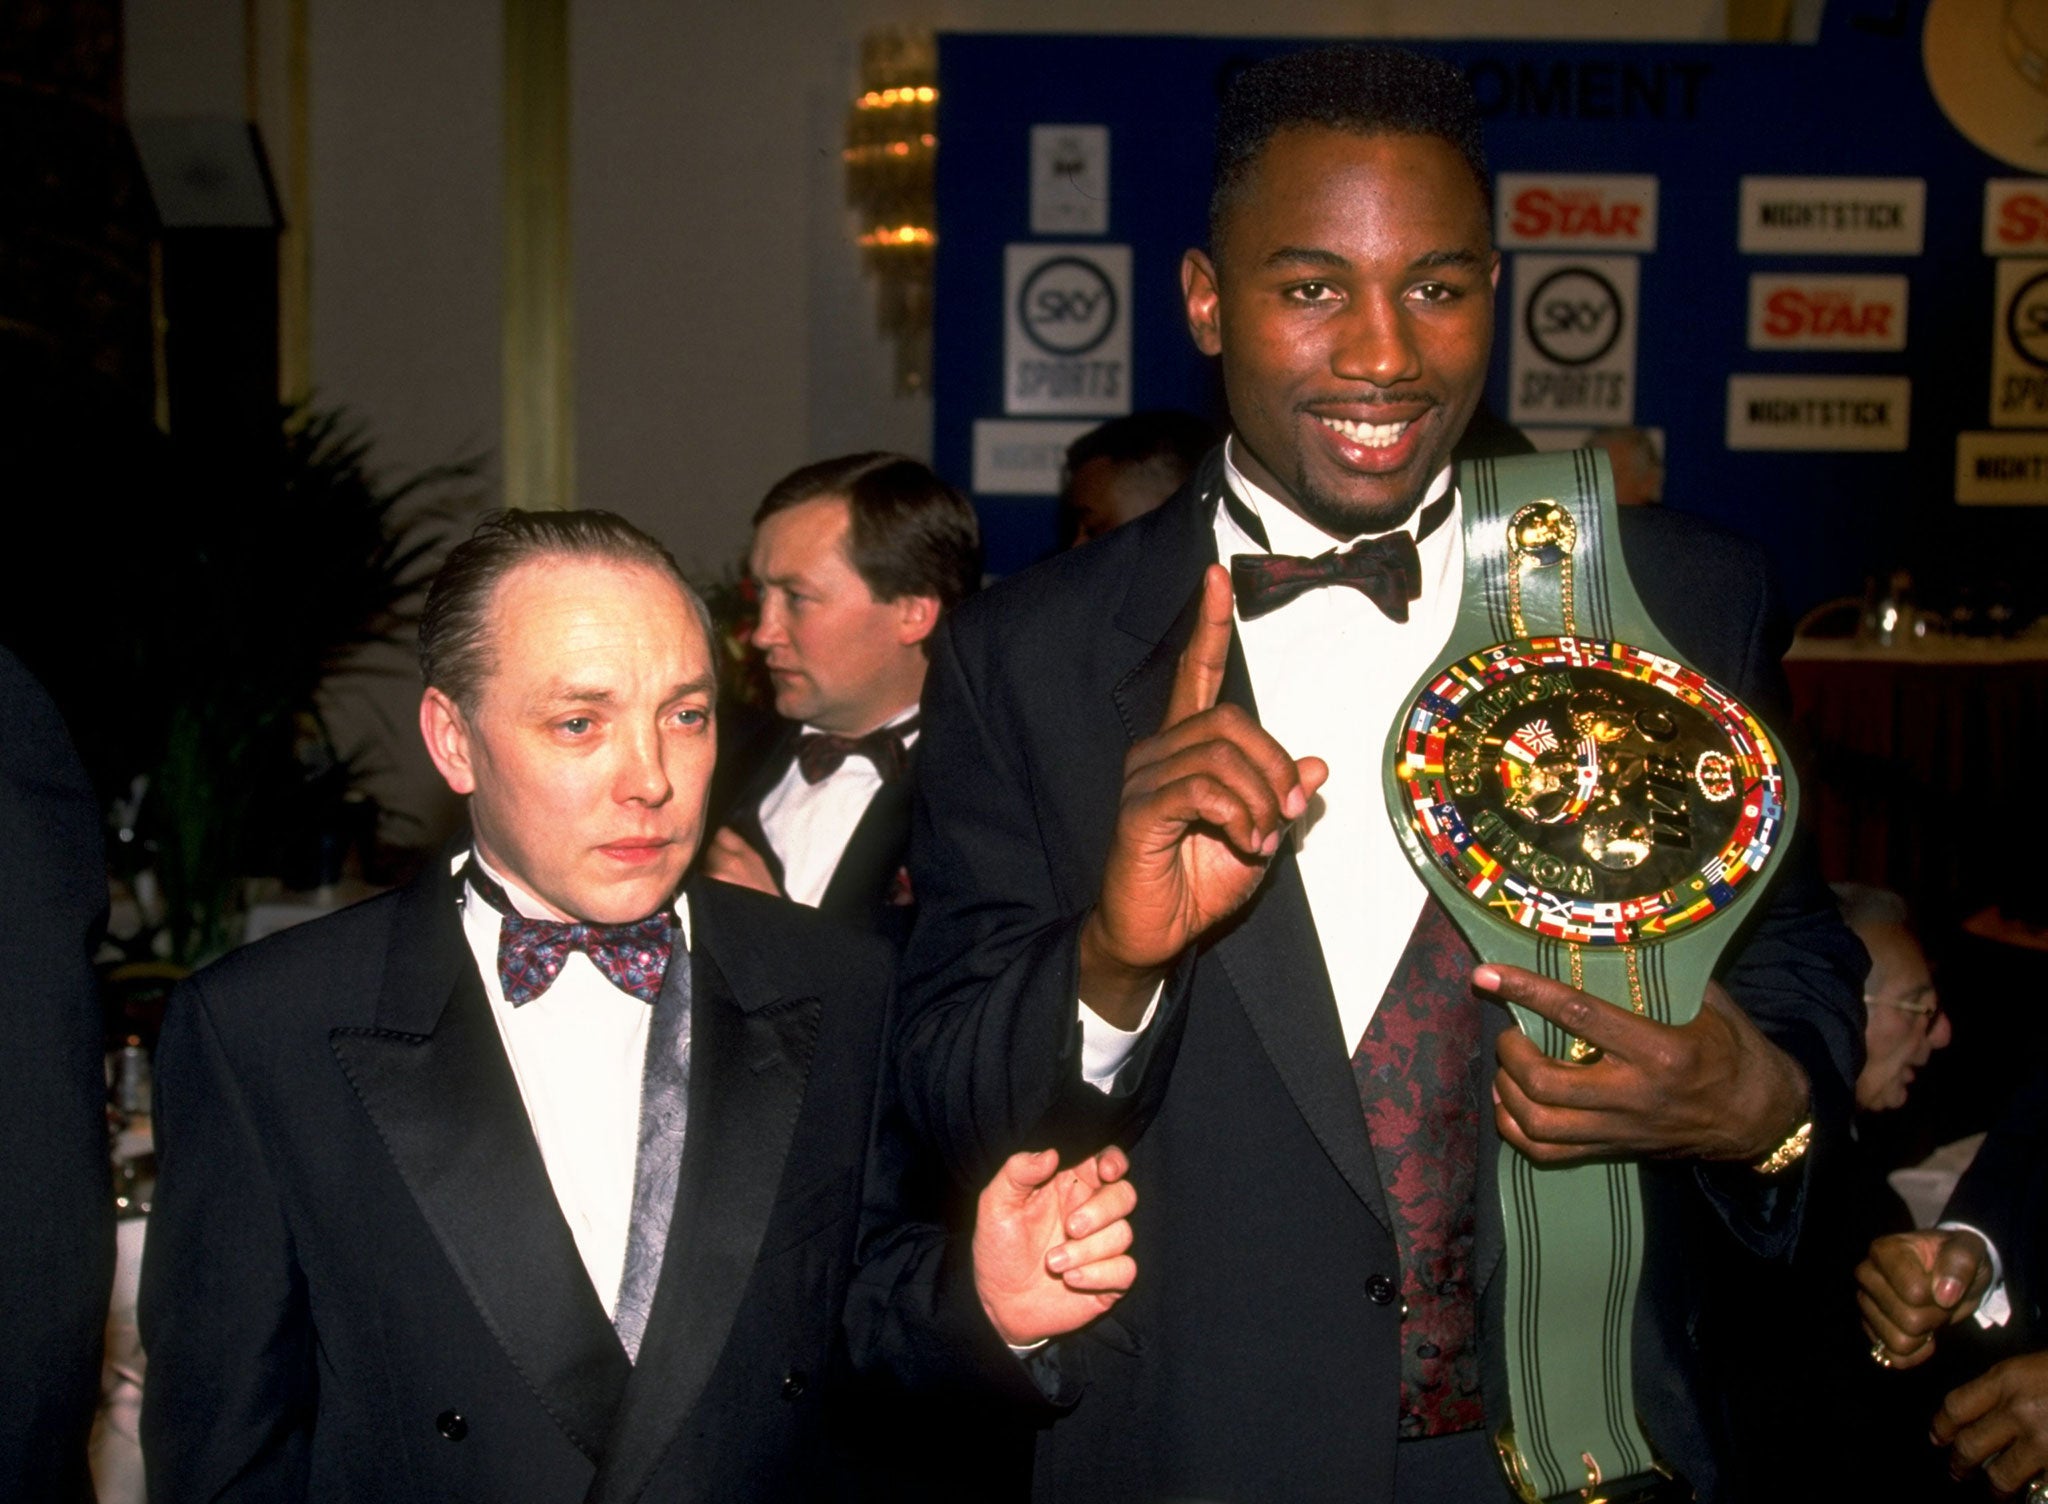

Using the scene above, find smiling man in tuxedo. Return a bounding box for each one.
[896,45,1862,1504]
[139,509,1135,1503]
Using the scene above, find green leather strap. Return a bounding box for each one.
[1383,451,1799,1502]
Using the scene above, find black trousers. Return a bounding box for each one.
[1395,1430,1516,1504]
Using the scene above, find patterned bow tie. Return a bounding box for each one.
[795,716,918,785]
[1224,481,1455,623]
[465,862,675,1005]
[1231,536,1424,622]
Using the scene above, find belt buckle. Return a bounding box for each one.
[1560,1464,1690,1504]
[1497,1424,1691,1504]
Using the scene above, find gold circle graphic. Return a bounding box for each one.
[1926,0,2048,172]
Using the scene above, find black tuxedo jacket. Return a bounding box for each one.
[1946,1060,2048,1353]
[0,648,112,1503]
[1813,1061,2048,1504]
[897,465,1866,1504]
[725,725,915,948]
[140,863,1026,1503]
[1712,1117,1927,1503]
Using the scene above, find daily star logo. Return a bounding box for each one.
[1986,180,2048,256]
[1497,174,1658,251]
[1511,189,1643,240]
[1746,274,1908,351]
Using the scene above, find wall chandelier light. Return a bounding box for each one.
[844,27,937,395]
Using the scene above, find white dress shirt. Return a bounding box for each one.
[457,850,691,1314]
[1081,438,1463,1077]
[1936,1218,2013,1328]
[757,706,920,907]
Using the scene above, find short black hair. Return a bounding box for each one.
[1064,410,1221,484]
[1209,45,1490,257]
[753,452,982,613]
[419,509,711,711]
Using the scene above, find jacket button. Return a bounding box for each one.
[1365,1274,1398,1306]
[436,1410,468,1441]
[781,1370,807,1400]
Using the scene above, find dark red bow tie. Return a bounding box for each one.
[465,862,675,1005]
[1224,481,1454,624]
[795,717,917,785]
[1231,535,1424,623]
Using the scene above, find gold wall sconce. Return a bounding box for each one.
[844,27,936,395]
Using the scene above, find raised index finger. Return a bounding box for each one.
[1475,962,1661,1059]
[1162,564,1235,730]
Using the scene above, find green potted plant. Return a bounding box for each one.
[106,406,478,966]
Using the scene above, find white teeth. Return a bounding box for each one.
[1319,415,1410,448]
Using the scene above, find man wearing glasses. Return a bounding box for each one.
[1721,883,1956,1500]
[1855,882,2048,1501]
[1840,884,1952,1113]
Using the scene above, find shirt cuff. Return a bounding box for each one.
[1936,1220,2011,1328]
[1077,985,1163,1093]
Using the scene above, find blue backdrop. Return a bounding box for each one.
[931,5,2047,616]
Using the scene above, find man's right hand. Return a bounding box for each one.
[1857,1228,1995,1369]
[702,827,783,897]
[1078,564,1327,1027]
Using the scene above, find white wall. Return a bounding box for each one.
[125,0,244,115]
[576,0,1726,581]
[129,0,1726,568]
[308,0,502,486]
[125,0,1727,846]
[129,0,502,486]
[310,0,504,847]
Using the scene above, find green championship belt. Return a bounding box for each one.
[1381,451,1798,1503]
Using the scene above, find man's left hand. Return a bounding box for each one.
[1483,966,1809,1165]
[972,1146,1136,1348]
[1933,1351,2048,1497]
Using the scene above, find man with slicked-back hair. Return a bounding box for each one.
[140,508,1136,1503]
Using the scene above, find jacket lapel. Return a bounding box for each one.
[588,879,822,1502]
[328,864,629,1461]
[1110,468,1390,1234]
[731,727,911,926]
[817,772,910,926]
[1213,851,1390,1235]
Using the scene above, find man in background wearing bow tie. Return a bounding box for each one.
[703,453,980,947]
[897,44,1862,1504]
[139,509,1136,1503]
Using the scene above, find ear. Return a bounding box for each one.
[894,592,942,649]
[419,687,479,796]
[1182,248,1223,357]
[1488,250,1502,293]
